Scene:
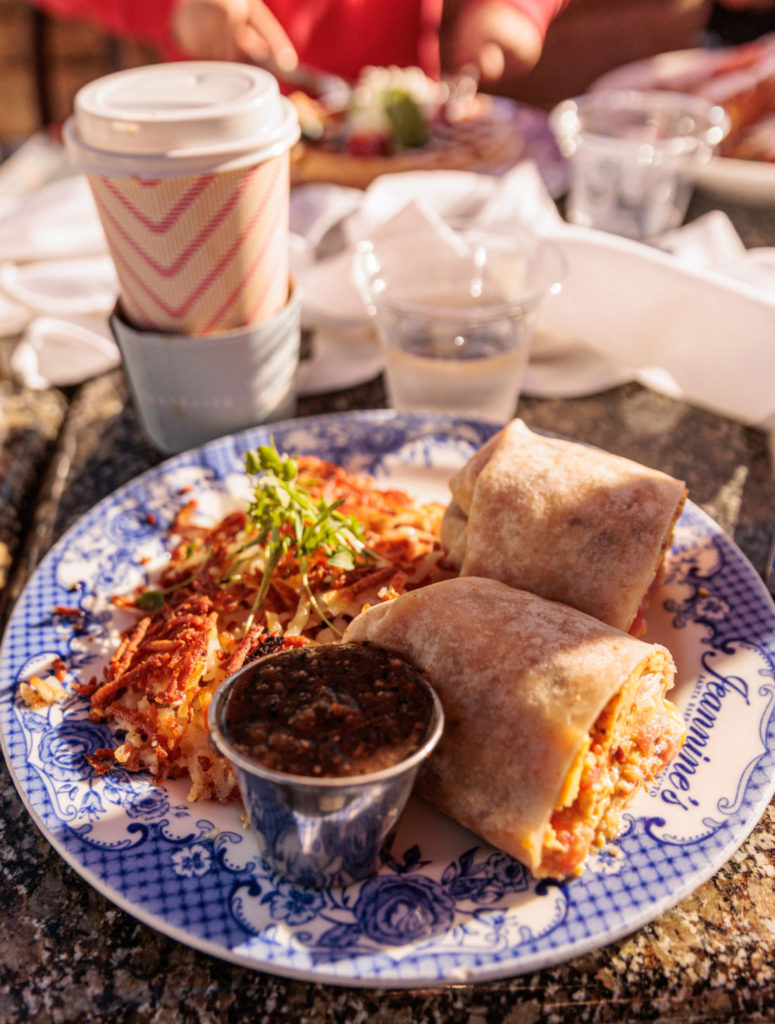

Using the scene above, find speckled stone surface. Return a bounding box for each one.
[1,191,775,1022]
[2,367,774,1023]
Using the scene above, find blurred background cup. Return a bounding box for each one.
[549,90,730,242]
[353,222,564,422]
[64,62,299,335]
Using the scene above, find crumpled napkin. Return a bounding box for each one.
[9,315,120,389]
[539,214,775,426]
[296,163,566,332]
[295,163,775,427]
[0,172,123,387]
[3,151,775,428]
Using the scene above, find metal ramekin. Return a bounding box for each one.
[208,646,444,889]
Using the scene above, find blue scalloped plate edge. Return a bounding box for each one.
[1,409,774,988]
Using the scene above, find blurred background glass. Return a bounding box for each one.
[549,89,730,240]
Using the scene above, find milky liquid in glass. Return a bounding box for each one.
[375,290,534,421]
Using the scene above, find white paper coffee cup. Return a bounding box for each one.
[65,62,300,335]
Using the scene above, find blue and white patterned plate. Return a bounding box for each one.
[2,410,775,988]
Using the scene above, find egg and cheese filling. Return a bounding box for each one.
[539,658,686,878]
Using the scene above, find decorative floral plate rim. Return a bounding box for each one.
[1,409,774,988]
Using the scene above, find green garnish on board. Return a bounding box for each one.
[383,89,429,149]
[244,441,370,632]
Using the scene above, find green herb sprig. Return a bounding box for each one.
[134,542,214,612]
[244,442,370,632]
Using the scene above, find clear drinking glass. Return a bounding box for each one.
[353,223,564,422]
[549,90,730,241]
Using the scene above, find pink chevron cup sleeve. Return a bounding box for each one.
[65,62,300,335]
[88,157,290,334]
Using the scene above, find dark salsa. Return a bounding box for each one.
[222,643,435,778]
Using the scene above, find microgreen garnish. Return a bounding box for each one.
[134,572,204,611]
[134,542,214,612]
[135,589,166,612]
[244,441,370,633]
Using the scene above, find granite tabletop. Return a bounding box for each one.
[1,187,774,1022]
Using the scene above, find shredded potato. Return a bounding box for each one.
[84,456,448,802]
[19,674,68,709]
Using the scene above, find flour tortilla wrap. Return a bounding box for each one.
[441,419,687,634]
[343,577,684,879]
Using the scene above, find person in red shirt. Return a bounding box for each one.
[36,0,769,107]
[29,0,571,90]
[172,0,570,84]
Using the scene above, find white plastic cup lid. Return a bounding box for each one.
[65,61,300,178]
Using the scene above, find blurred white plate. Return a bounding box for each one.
[296,329,384,395]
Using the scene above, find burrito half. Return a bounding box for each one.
[343,577,685,879]
[441,419,687,635]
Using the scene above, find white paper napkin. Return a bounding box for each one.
[3,157,775,427]
[297,163,775,426]
[289,183,363,252]
[656,209,748,269]
[298,163,564,332]
[351,163,565,241]
[0,131,74,221]
[539,221,775,425]
[0,255,119,316]
[347,170,496,240]
[0,174,107,263]
[10,315,121,389]
[0,171,123,387]
[0,289,32,338]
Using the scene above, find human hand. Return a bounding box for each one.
[172,0,298,67]
[449,1,544,85]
